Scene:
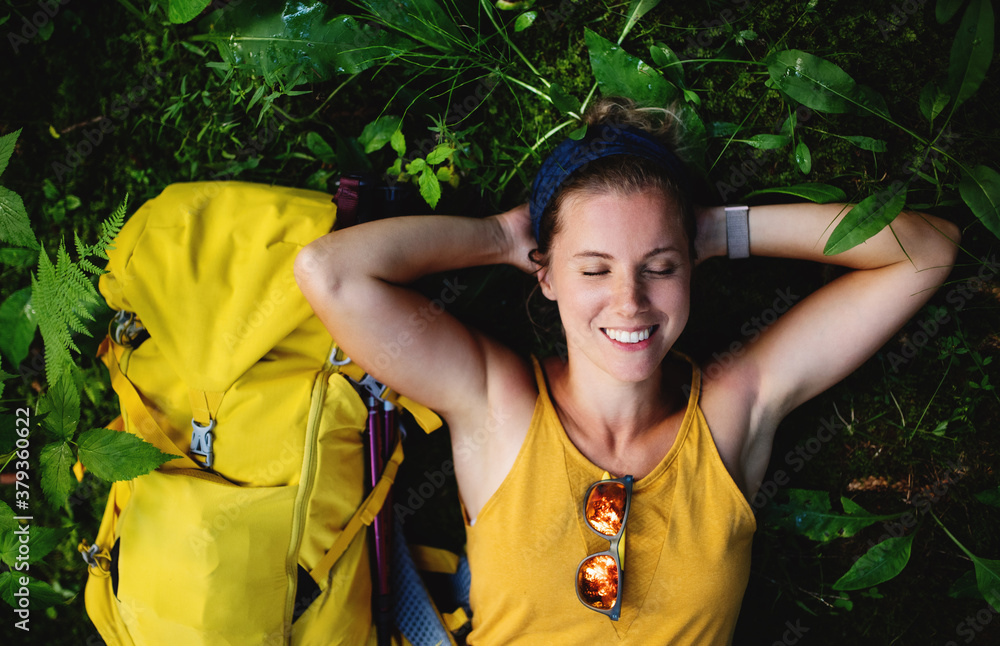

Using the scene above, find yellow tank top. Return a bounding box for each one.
[464,354,756,645]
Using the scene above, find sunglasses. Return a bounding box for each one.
[575,472,633,620]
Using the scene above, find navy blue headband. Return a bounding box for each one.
[528,124,689,242]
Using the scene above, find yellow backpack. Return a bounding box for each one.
[80,181,450,645]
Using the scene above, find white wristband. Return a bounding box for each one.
[725,205,750,259]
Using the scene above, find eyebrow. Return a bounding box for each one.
[571,247,681,260]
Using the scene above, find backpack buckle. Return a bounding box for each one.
[80,542,100,568]
[190,419,216,468]
[111,310,150,349]
[355,373,389,401]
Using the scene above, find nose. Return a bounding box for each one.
[613,273,647,317]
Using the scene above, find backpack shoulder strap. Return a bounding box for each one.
[309,438,404,587]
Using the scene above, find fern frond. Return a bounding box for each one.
[91,194,128,261]
[32,251,80,382]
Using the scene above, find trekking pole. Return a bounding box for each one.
[366,396,392,646]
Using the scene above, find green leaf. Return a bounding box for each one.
[973,556,1000,610]
[418,167,442,208]
[949,569,984,599]
[77,428,173,482]
[390,129,406,157]
[768,489,889,542]
[0,247,38,269]
[742,134,791,149]
[795,141,812,174]
[959,165,1000,239]
[568,124,588,140]
[0,502,17,534]
[585,28,679,108]
[0,128,20,178]
[620,0,663,43]
[305,132,337,165]
[919,81,951,122]
[436,166,453,182]
[938,0,966,22]
[0,186,39,250]
[198,3,417,85]
[548,83,582,116]
[0,524,66,567]
[426,144,455,165]
[842,136,888,152]
[650,42,684,85]
[405,158,427,175]
[975,486,1000,508]
[945,0,994,111]
[360,0,464,53]
[514,11,537,31]
[766,49,889,118]
[0,288,36,368]
[37,372,80,441]
[0,572,67,610]
[743,183,848,204]
[167,0,211,24]
[824,183,907,255]
[39,441,77,508]
[359,116,404,154]
[833,534,914,590]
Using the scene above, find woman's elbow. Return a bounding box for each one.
[294,238,343,301]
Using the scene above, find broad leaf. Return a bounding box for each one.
[0,288,36,368]
[973,556,1000,610]
[514,11,537,32]
[743,183,847,204]
[833,534,914,590]
[0,502,16,534]
[77,428,173,482]
[743,134,790,149]
[975,486,1000,508]
[359,116,403,154]
[426,144,455,165]
[825,183,907,255]
[650,42,684,85]
[167,0,211,24]
[767,50,889,118]
[919,81,951,122]
[937,0,965,22]
[360,0,463,53]
[305,132,337,164]
[959,165,1000,239]
[0,524,66,567]
[40,441,76,508]
[620,0,663,44]
[586,28,679,107]
[418,167,442,208]
[548,83,582,116]
[390,129,406,157]
[0,128,20,178]
[768,489,889,542]
[0,572,67,610]
[0,186,38,250]
[946,0,994,111]
[949,569,984,599]
[795,141,812,174]
[37,375,80,441]
[842,136,888,152]
[199,2,417,85]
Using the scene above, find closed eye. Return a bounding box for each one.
[645,267,676,276]
[582,270,609,276]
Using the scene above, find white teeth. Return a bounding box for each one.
[603,327,652,344]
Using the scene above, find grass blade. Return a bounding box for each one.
[824,183,907,255]
[946,0,994,111]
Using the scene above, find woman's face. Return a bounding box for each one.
[538,187,692,382]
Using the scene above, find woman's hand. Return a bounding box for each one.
[492,203,538,273]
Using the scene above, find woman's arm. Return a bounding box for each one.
[695,203,960,491]
[294,205,536,424]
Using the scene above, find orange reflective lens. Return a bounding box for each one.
[577,554,619,609]
[576,474,633,620]
[585,481,627,537]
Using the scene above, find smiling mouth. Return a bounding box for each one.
[601,325,658,344]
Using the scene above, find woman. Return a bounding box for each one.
[294,99,960,644]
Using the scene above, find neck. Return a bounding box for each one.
[552,353,677,449]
